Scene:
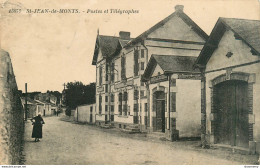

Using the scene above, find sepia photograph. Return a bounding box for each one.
[0,0,259,166]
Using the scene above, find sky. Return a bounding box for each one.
[0,0,259,93]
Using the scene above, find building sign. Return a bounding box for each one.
[150,75,168,84]
[114,82,125,89]
[178,74,201,80]
[97,86,104,92]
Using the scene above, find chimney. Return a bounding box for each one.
[175,5,184,12]
[119,31,130,40]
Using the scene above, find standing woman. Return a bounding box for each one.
[31,113,45,142]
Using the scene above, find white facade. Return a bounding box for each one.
[92,6,208,138]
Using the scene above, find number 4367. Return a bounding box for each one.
[9,9,21,13]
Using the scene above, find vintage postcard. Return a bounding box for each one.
[0,0,259,167]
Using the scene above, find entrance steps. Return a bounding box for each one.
[100,123,114,129]
[121,124,141,134]
[147,132,166,141]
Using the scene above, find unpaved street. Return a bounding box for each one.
[22,116,258,165]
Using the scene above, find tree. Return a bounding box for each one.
[64,81,96,111]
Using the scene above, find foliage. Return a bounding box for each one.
[65,107,71,116]
[64,81,96,110]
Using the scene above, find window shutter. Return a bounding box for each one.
[121,56,126,80]
[99,66,102,86]
[134,50,139,76]
[141,49,144,58]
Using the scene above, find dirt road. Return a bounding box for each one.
[22,116,258,165]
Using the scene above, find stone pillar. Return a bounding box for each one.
[200,69,208,148]
[248,75,256,154]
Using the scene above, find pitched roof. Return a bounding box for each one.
[92,35,119,65]
[20,97,39,105]
[195,17,260,67]
[142,55,200,81]
[124,10,208,48]
[222,18,260,53]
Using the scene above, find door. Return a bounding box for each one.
[156,100,165,132]
[90,114,93,123]
[215,80,248,148]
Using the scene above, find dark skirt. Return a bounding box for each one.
[32,124,43,138]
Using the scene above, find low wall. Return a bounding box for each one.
[0,49,24,164]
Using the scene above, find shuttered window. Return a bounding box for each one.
[123,92,128,101]
[134,90,139,100]
[111,62,115,83]
[105,84,108,92]
[111,94,114,102]
[141,62,144,70]
[145,103,148,112]
[111,105,114,112]
[134,103,139,112]
[121,56,126,80]
[134,50,139,76]
[99,66,102,86]
[141,49,145,58]
[140,90,144,97]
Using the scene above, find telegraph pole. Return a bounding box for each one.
[25,83,28,121]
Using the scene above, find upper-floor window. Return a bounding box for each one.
[111,105,114,112]
[111,62,115,83]
[141,49,145,58]
[121,55,126,80]
[140,90,144,97]
[111,94,114,102]
[134,49,139,76]
[105,84,108,92]
[105,74,109,81]
[141,62,144,70]
[123,92,128,102]
[144,103,148,112]
[134,90,139,100]
[106,63,109,72]
[99,66,102,86]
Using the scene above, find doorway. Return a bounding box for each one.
[214,80,249,148]
[155,91,165,132]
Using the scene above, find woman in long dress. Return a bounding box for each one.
[31,113,45,142]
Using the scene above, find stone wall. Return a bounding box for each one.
[0,49,24,164]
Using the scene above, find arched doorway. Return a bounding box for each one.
[153,91,166,132]
[214,80,249,148]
